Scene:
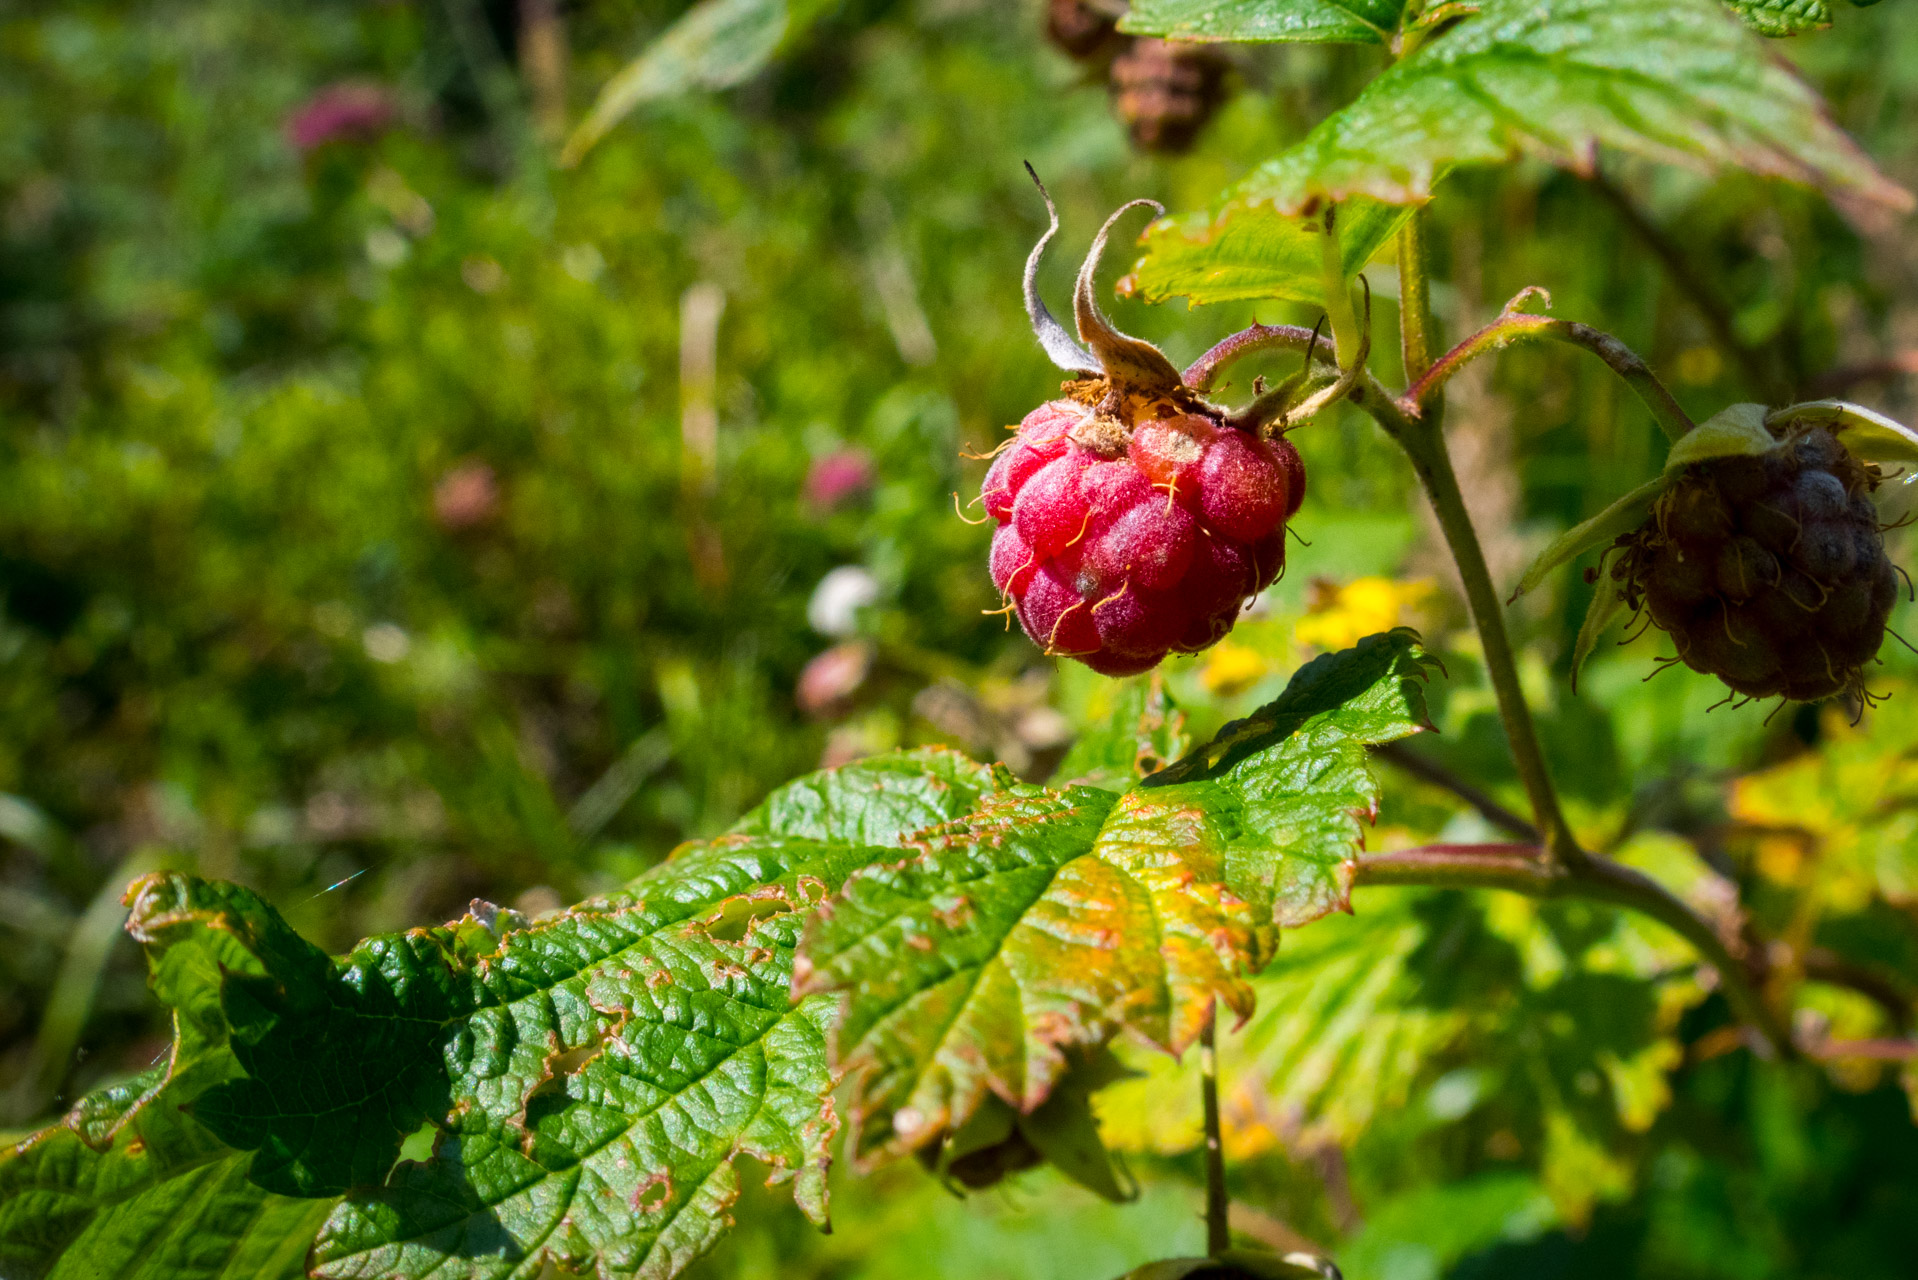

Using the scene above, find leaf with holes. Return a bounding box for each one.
[0,878,341,1280]
[795,631,1437,1161]
[1147,628,1440,926]
[1119,0,1409,45]
[4,749,1037,1280]
[1234,0,1909,217]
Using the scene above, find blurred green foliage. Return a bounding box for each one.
[5,0,1918,1276]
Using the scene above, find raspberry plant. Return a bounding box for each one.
[8,1,1918,1278]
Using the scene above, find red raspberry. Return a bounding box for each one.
[987,174,1314,676]
[985,397,1303,675]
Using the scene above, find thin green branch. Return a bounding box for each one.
[1402,309,1694,442]
[1372,741,1541,843]
[1363,381,1582,873]
[1200,1010,1229,1257]
[1353,844,1794,1056]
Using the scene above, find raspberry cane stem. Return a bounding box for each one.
[1402,306,1695,442]
[1347,218,1792,1058]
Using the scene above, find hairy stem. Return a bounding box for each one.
[1200,1010,1229,1256]
[1183,323,1329,393]
[1353,844,1794,1055]
[1371,389,1582,870]
[1396,213,1437,382]
[1403,312,1694,441]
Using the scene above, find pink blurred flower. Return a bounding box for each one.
[433,461,499,531]
[287,83,398,153]
[796,641,875,718]
[805,449,873,511]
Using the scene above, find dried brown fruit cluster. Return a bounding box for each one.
[1613,425,1900,701]
[1044,0,1228,154]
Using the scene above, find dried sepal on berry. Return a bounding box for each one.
[983,174,1309,676]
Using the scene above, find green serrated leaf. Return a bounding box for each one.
[1118,0,1408,45]
[0,1038,334,1280]
[797,634,1437,1163]
[306,834,881,1280]
[1510,477,1664,602]
[1126,196,1415,308]
[795,780,1258,1158]
[1725,0,1832,36]
[1149,629,1439,927]
[1234,0,1910,216]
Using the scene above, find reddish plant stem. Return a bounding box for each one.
[1402,312,1694,441]
[1183,323,1327,392]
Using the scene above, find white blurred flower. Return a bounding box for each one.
[362,622,412,663]
[807,566,879,637]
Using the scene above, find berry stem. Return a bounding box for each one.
[1352,843,1795,1056]
[1199,1008,1230,1257]
[1402,311,1694,442]
[1183,324,1329,392]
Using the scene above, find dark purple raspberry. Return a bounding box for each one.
[1109,38,1229,155]
[985,395,1302,676]
[1614,425,1898,702]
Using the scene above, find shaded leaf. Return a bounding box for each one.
[1663,402,1776,470]
[1725,0,1832,35]
[1234,0,1910,217]
[1119,0,1407,46]
[1125,196,1415,309]
[1771,398,1918,469]
[0,883,338,1280]
[562,0,833,166]
[307,837,873,1280]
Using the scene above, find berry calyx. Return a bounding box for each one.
[1614,423,1898,702]
[981,176,1307,676]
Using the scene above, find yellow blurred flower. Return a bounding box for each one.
[1294,576,1436,653]
[1200,639,1268,697]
